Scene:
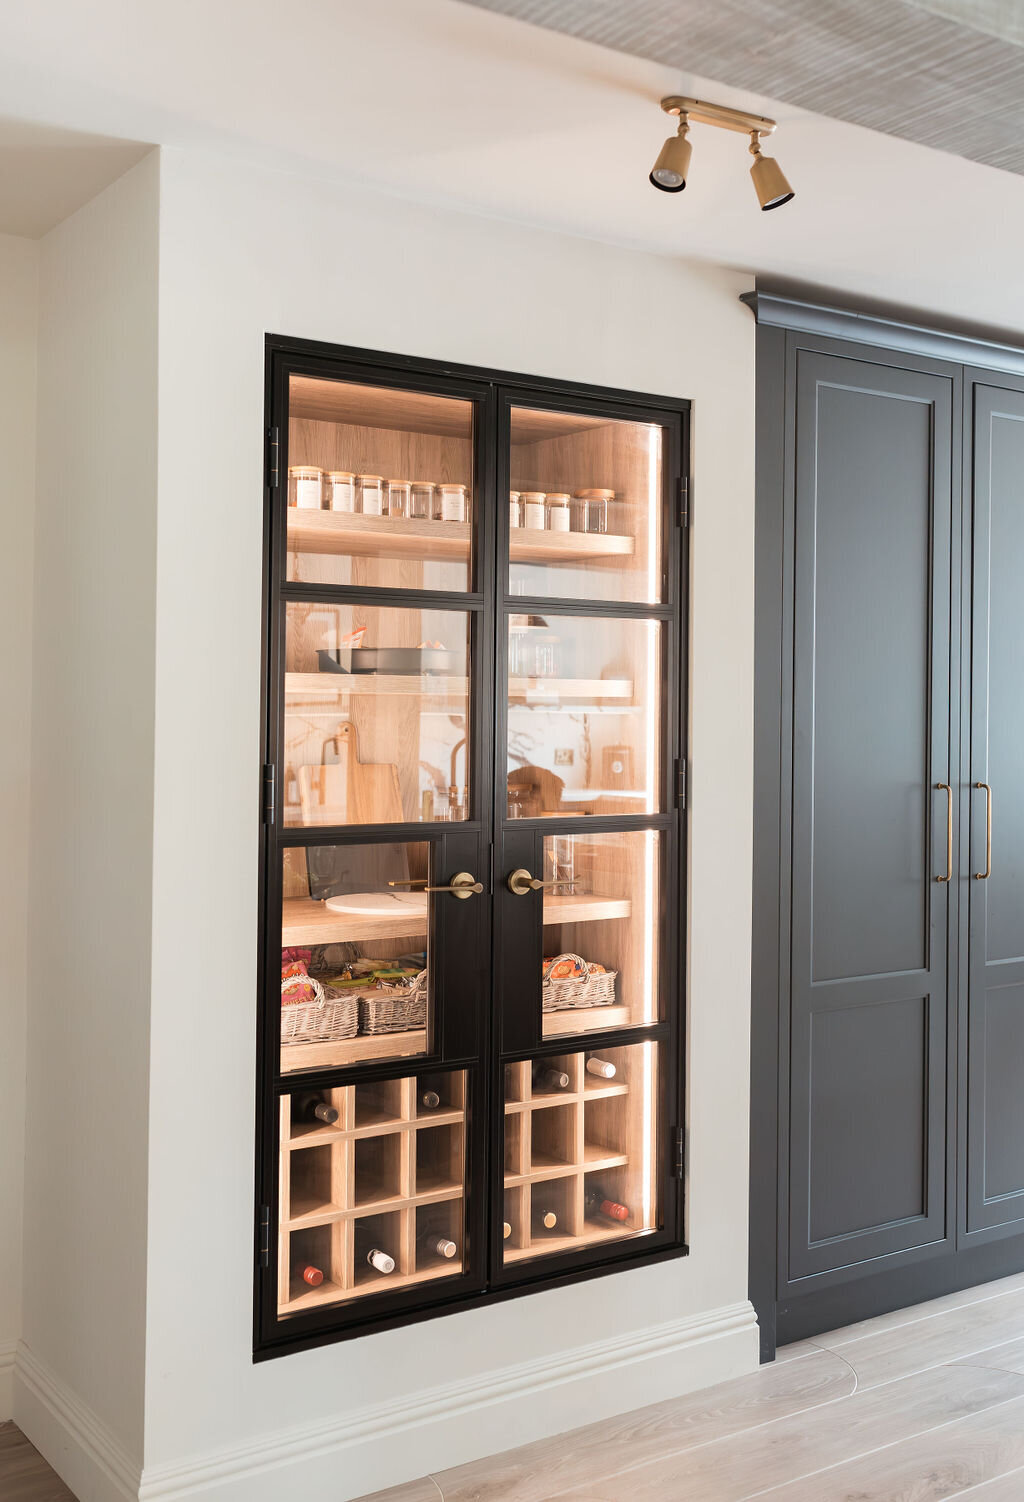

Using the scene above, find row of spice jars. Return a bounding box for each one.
[289,466,470,523]
[510,488,613,535]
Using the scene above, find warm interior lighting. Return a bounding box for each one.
[652,95,795,211]
[749,132,795,211]
[649,115,692,193]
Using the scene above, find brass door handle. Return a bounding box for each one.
[936,783,953,883]
[389,872,483,900]
[975,782,993,880]
[507,868,557,897]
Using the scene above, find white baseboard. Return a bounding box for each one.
[14,1343,141,1502]
[138,1300,758,1502]
[0,1339,15,1422]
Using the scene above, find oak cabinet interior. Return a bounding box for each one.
[256,339,688,1355]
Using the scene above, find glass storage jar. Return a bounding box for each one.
[410,482,435,521]
[545,493,571,532]
[521,491,546,530]
[386,480,411,519]
[437,483,468,523]
[510,490,523,529]
[574,488,613,534]
[357,474,385,517]
[289,465,324,510]
[325,470,356,513]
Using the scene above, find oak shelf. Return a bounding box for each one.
[280,892,630,949]
[280,1030,427,1074]
[284,672,633,701]
[286,508,635,564]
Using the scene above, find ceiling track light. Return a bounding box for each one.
[650,95,795,210]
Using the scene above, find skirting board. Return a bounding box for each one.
[12,1303,758,1502]
[0,1339,15,1422]
[138,1302,758,1502]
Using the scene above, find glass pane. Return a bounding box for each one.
[279,841,434,1074]
[284,602,470,827]
[502,1043,659,1265]
[540,829,661,1038]
[287,375,474,591]
[509,405,664,604]
[277,1069,467,1316]
[506,615,661,817]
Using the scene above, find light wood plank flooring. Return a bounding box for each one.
[9,1274,1024,1501]
[361,1270,1024,1501]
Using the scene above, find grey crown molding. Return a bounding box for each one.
[742,286,1024,378]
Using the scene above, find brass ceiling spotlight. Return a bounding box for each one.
[652,96,795,210]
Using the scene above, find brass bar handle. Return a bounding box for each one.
[975,782,993,880]
[507,867,559,897]
[936,783,953,883]
[389,872,483,900]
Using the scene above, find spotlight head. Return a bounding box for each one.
[749,131,794,210]
[649,117,692,193]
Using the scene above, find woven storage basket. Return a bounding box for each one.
[358,970,428,1036]
[281,973,359,1045]
[542,953,617,1013]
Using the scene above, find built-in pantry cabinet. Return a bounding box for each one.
[748,292,1024,1356]
[255,338,689,1355]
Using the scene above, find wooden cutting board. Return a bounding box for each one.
[296,722,403,825]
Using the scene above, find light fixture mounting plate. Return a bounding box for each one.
[661,95,776,137]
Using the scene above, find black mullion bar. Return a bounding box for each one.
[282,582,484,612]
[501,595,672,622]
[496,813,673,836]
[277,822,483,848]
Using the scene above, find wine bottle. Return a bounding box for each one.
[295,1092,339,1126]
[418,1230,458,1260]
[532,1202,558,1231]
[420,1089,441,1110]
[503,1220,512,1240]
[584,1186,630,1223]
[354,1226,395,1274]
[297,1263,324,1287]
[533,1065,570,1092]
[585,1056,616,1080]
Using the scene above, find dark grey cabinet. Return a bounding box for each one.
[963,378,1024,1243]
[748,293,1024,1356]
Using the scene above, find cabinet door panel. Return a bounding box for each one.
[965,384,1024,1237]
[788,350,953,1282]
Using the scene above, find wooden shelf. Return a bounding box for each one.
[284,672,632,702]
[504,1082,627,1114]
[280,1029,427,1073]
[286,509,634,565]
[544,1005,633,1036]
[543,894,631,924]
[283,1258,461,1315]
[503,1222,635,1265]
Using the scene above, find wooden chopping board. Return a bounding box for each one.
[296,722,403,825]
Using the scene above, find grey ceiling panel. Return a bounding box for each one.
[463,0,1024,174]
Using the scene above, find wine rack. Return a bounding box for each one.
[502,1043,657,1263]
[278,1070,466,1315]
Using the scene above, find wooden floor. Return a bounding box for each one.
[361,1269,1024,1501]
[10,1273,1024,1501]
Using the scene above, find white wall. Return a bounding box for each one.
[140,148,756,1500]
[16,154,160,1484]
[0,231,38,1420]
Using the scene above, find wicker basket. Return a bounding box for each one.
[281,973,359,1045]
[358,970,429,1036]
[542,953,617,1013]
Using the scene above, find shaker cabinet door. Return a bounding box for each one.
[963,380,1024,1241]
[786,350,955,1283]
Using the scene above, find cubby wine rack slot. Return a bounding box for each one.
[502,1044,657,1264]
[278,1070,467,1315]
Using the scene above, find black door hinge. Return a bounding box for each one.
[266,426,280,489]
[262,764,276,824]
[672,1126,686,1180]
[675,757,687,809]
[678,474,690,528]
[258,1205,271,1267]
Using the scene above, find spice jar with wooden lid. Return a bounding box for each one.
[357,474,384,517]
[386,479,410,519]
[326,470,355,513]
[437,483,469,523]
[520,491,546,529]
[574,487,614,535]
[289,465,323,510]
[510,490,523,529]
[410,481,434,521]
[545,493,571,532]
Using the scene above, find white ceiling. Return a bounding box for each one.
[1,0,1024,337]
